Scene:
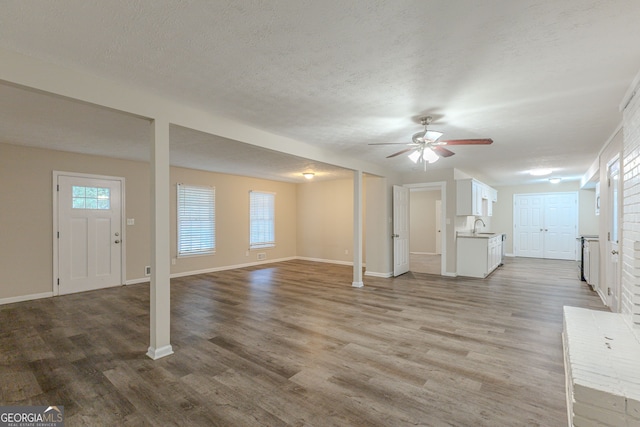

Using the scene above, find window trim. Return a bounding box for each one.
[249,190,275,250]
[177,183,216,258]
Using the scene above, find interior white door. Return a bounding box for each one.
[435,199,442,254]
[58,175,122,295]
[514,192,577,260]
[543,193,577,260]
[607,158,621,310]
[514,194,544,258]
[393,185,410,276]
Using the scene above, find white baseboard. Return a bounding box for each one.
[364,271,392,278]
[442,272,457,277]
[169,256,298,279]
[146,345,174,360]
[0,291,54,306]
[126,277,150,285]
[410,252,440,255]
[295,256,358,267]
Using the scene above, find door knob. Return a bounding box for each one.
[115,232,120,237]
[392,234,399,238]
[115,240,121,244]
[612,250,618,255]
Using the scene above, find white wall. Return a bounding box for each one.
[622,78,640,327]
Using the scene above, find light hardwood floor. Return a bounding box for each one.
[0,257,605,426]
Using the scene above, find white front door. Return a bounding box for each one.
[393,185,410,276]
[57,174,123,295]
[607,158,621,310]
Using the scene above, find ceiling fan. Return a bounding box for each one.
[369,116,493,170]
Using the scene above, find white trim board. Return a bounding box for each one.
[0,292,54,306]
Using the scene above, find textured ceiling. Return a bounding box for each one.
[1,0,639,185]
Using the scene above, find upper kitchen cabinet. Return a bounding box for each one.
[456,179,498,216]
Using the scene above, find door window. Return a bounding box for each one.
[72,186,111,210]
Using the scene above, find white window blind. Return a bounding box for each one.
[250,191,275,249]
[177,184,215,256]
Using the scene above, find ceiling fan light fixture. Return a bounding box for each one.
[302,172,315,179]
[408,150,421,163]
[423,148,439,163]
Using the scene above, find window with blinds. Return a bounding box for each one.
[249,191,275,249]
[177,184,215,257]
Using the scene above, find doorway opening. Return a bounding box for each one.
[409,188,442,275]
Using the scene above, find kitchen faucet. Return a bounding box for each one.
[473,218,486,234]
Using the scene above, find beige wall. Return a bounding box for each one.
[169,167,297,275]
[409,190,440,253]
[0,143,150,299]
[492,181,598,254]
[0,142,298,301]
[296,178,356,263]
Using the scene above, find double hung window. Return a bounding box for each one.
[177,184,215,256]
[249,191,275,249]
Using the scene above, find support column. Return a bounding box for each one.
[352,170,364,288]
[147,117,173,360]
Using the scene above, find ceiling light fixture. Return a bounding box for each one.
[408,148,439,164]
[302,172,315,180]
[530,168,553,176]
[549,177,562,184]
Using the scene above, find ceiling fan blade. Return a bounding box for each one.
[439,138,493,145]
[431,146,455,158]
[368,142,416,146]
[386,147,417,158]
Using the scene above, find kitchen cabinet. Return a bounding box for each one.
[456,179,498,217]
[457,233,503,278]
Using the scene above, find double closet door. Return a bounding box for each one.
[514,192,578,260]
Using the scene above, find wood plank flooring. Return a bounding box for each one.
[0,257,606,426]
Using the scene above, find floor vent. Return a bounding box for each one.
[257,253,267,261]
[145,266,151,276]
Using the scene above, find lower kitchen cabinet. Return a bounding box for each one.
[457,234,503,278]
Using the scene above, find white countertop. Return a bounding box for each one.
[457,232,502,239]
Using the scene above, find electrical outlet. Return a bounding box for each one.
[145,266,151,276]
[345,249,349,255]
[171,258,176,265]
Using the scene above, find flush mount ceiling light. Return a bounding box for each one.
[302,172,315,180]
[549,177,562,184]
[530,168,553,176]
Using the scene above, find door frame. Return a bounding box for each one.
[605,155,622,310]
[52,171,126,296]
[405,181,447,275]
